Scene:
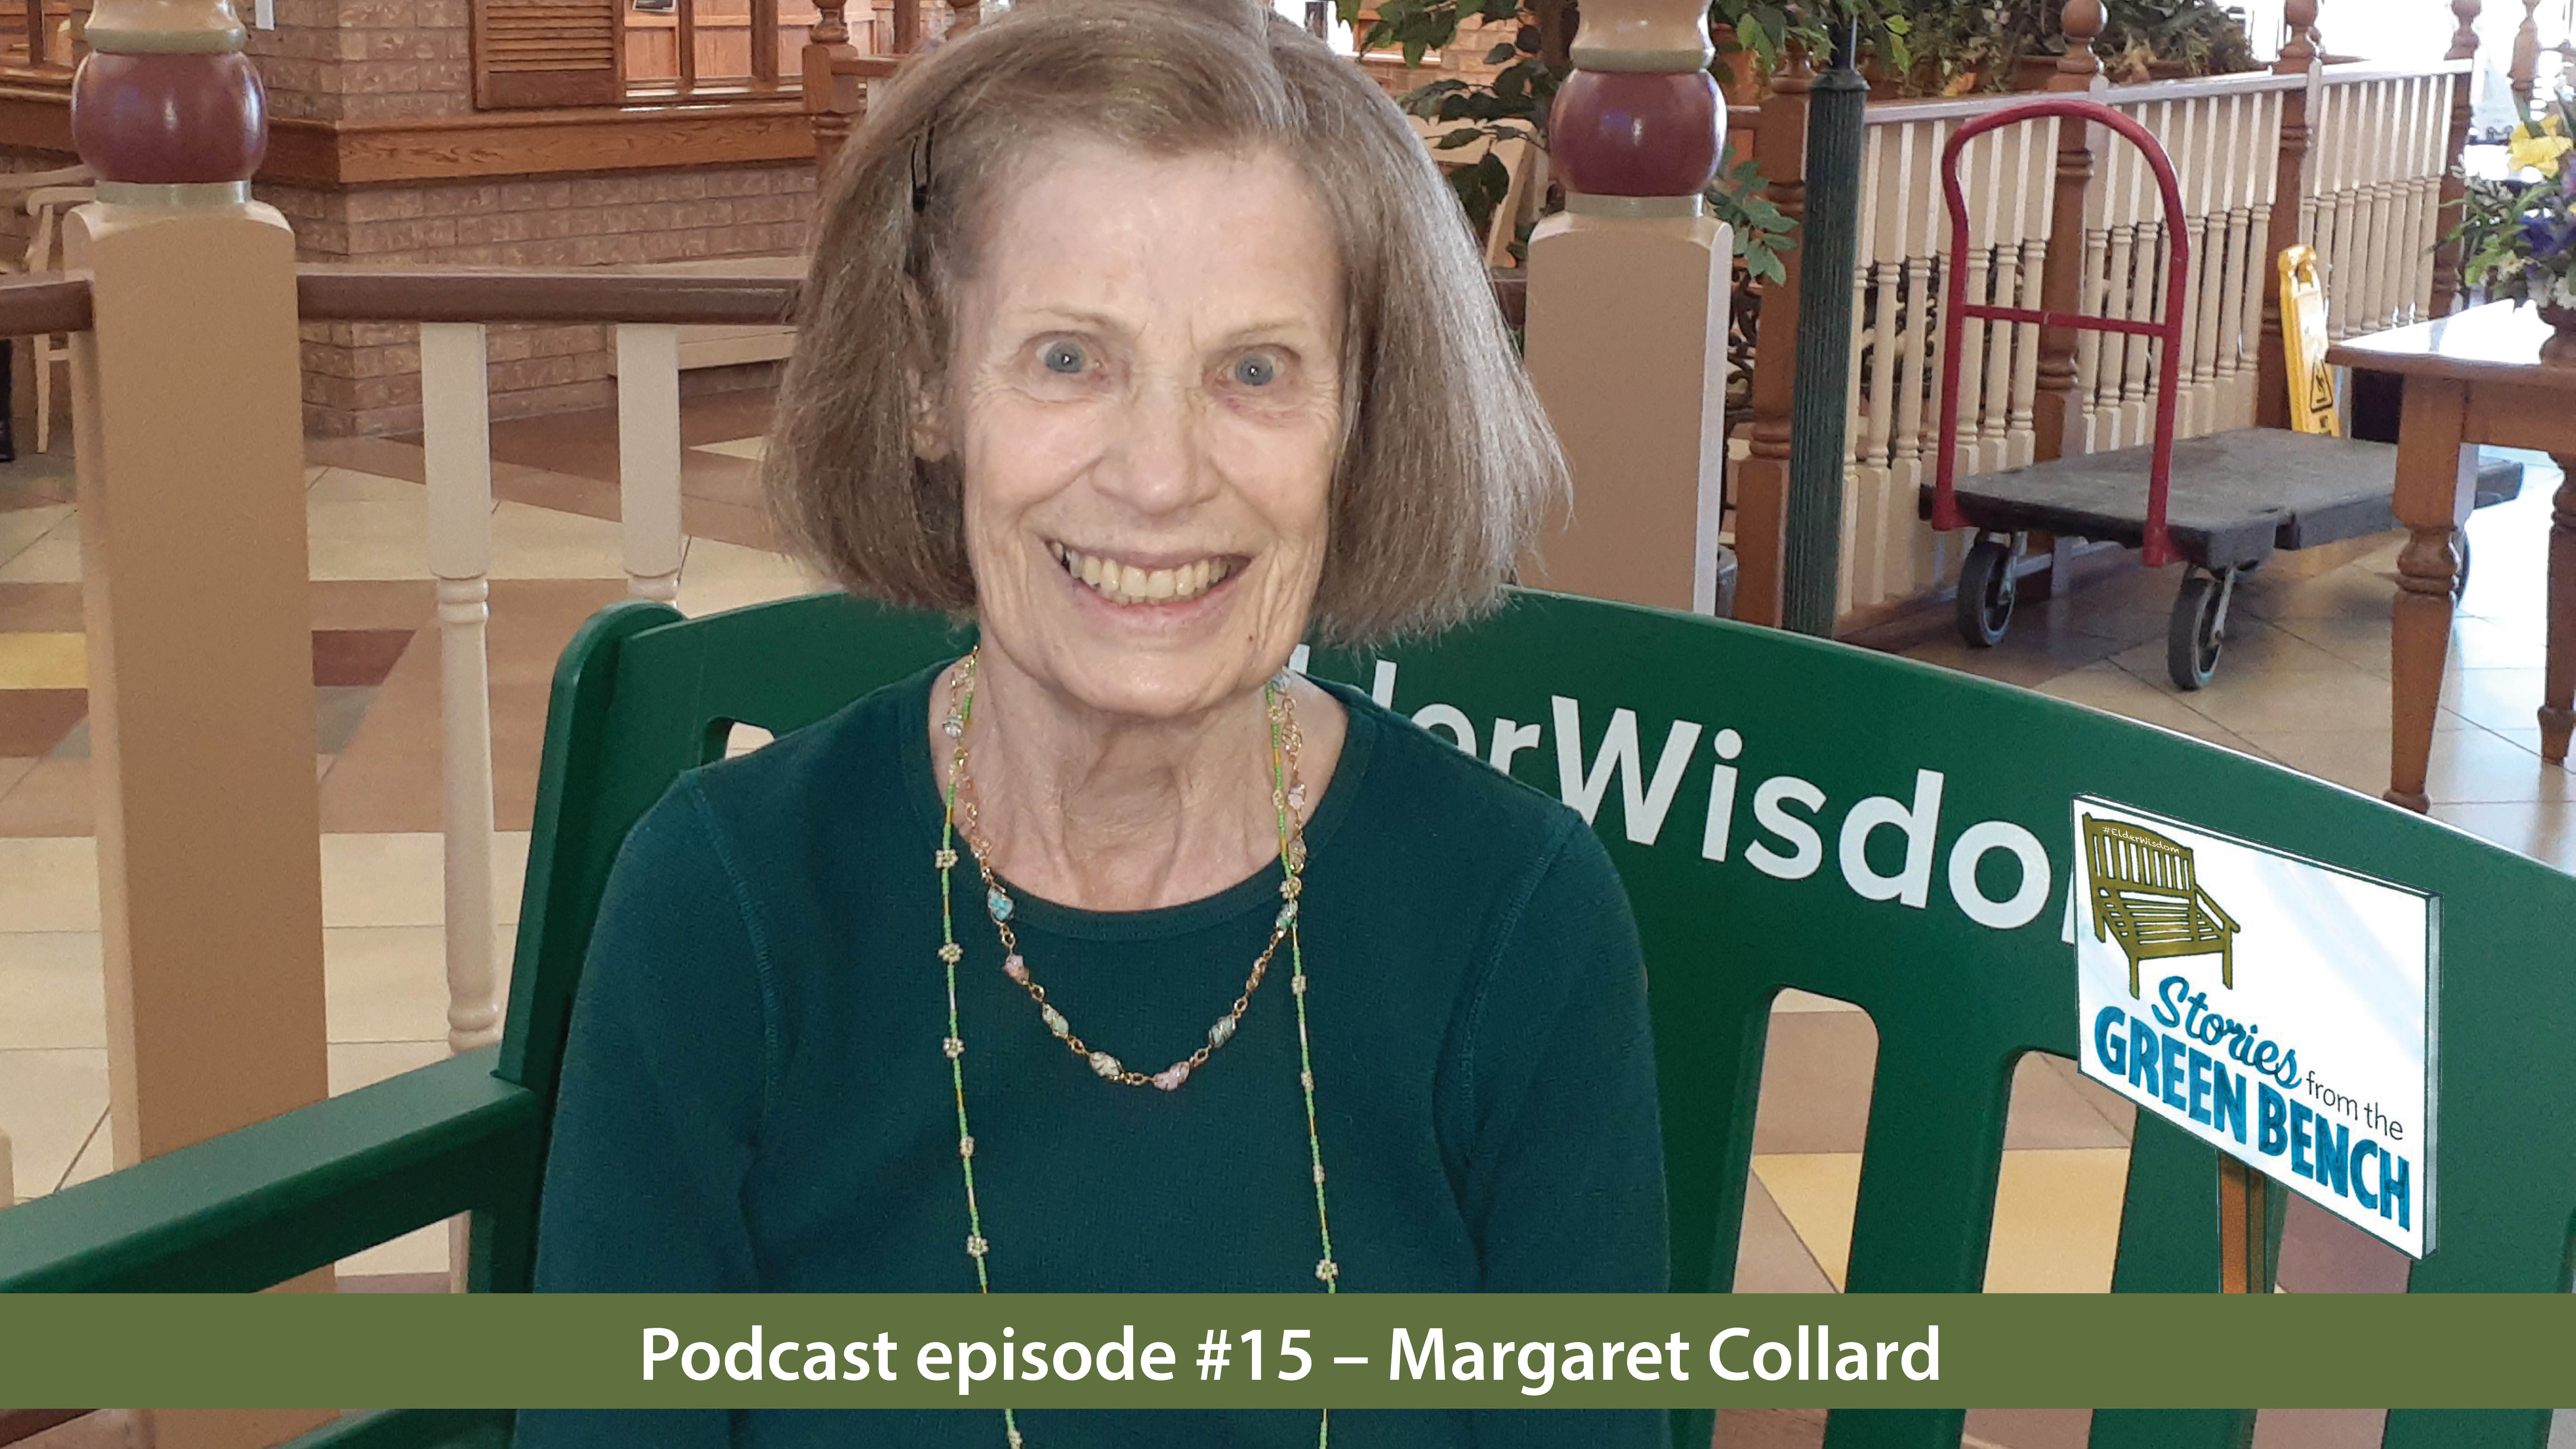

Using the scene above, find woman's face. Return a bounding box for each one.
[931,137,1345,724]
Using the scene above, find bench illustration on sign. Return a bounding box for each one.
[2084,814,2243,994]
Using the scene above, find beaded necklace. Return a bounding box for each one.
[933,649,1340,1449]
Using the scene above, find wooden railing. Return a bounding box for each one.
[1736,21,2475,629]
[296,266,799,1106]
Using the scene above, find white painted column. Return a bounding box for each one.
[616,324,687,603]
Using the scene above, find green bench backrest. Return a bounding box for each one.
[490,590,2576,1449]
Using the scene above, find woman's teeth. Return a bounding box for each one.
[1050,544,1235,605]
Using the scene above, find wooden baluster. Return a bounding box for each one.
[2186,95,2238,434]
[2032,0,2105,466]
[1729,48,1810,626]
[943,0,978,42]
[420,323,501,1064]
[1522,0,1734,624]
[2328,83,2363,338]
[69,0,336,1435]
[2212,91,2263,429]
[1855,124,1900,611]
[1901,127,1951,591]
[2168,98,2215,438]
[1977,127,2025,473]
[2230,89,2279,428]
[616,325,687,604]
[1999,119,2040,472]
[2076,130,2117,452]
[1892,121,1939,483]
[2513,0,2542,113]
[420,322,499,1293]
[2398,75,2435,325]
[2406,74,2445,322]
[1834,122,1875,613]
[2361,79,2400,334]
[894,0,919,52]
[804,0,863,172]
[2258,0,2318,428]
[2432,0,2483,315]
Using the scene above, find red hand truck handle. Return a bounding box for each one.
[1926,97,2191,570]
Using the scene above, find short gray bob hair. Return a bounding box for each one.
[766,0,1567,645]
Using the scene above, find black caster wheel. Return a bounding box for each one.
[2168,571,2227,691]
[1955,536,2017,648]
[2452,529,2471,603]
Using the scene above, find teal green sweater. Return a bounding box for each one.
[519,664,1668,1448]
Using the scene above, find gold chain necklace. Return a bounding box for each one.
[933,649,1340,1449]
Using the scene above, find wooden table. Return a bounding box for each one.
[2326,301,2576,811]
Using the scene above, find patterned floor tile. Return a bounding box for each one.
[0,688,85,755]
[0,632,85,689]
[312,628,415,687]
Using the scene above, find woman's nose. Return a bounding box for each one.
[1096,376,1216,516]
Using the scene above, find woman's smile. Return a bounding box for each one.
[1047,540,1247,609]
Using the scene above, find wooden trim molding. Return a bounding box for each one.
[272,102,817,186]
[0,86,816,186]
[297,264,800,324]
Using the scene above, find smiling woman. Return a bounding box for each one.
[516,3,1668,1447]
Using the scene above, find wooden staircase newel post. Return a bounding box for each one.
[67,0,335,1440]
[2031,0,2105,468]
[804,0,863,173]
[1521,0,1733,616]
[2431,0,2482,316]
[2257,0,2319,430]
[2512,0,2542,114]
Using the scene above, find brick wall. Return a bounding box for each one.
[268,163,817,436]
[249,0,475,122]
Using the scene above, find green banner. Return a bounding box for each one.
[3,1294,2571,1409]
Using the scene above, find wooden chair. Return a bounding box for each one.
[7,589,2576,1449]
[0,164,90,459]
[21,181,93,455]
[2083,813,2242,996]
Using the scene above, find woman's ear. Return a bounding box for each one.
[909,372,953,463]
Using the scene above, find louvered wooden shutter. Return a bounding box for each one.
[474,0,623,109]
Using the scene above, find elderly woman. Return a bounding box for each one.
[520,0,1665,1444]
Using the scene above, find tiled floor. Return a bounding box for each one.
[0,403,2568,1449]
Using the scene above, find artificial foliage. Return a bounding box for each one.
[1342,0,2253,280]
[2449,104,2576,309]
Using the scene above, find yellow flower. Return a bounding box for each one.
[2510,120,2573,177]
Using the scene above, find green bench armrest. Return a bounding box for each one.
[0,1049,542,1293]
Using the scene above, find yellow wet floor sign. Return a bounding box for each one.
[2279,245,2339,435]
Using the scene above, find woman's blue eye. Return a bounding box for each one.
[1233,354,1278,387]
[1042,341,1086,375]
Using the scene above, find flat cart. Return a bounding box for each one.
[1923,98,2411,690]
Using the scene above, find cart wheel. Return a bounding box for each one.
[2168,573,2225,691]
[2452,529,2471,603]
[1956,537,2017,648]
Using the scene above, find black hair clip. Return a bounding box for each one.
[910,126,935,213]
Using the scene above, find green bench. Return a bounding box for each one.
[5,588,2573,1449]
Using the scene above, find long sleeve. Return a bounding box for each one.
[1455,818,1669,1449]
[517,776,777,1449]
